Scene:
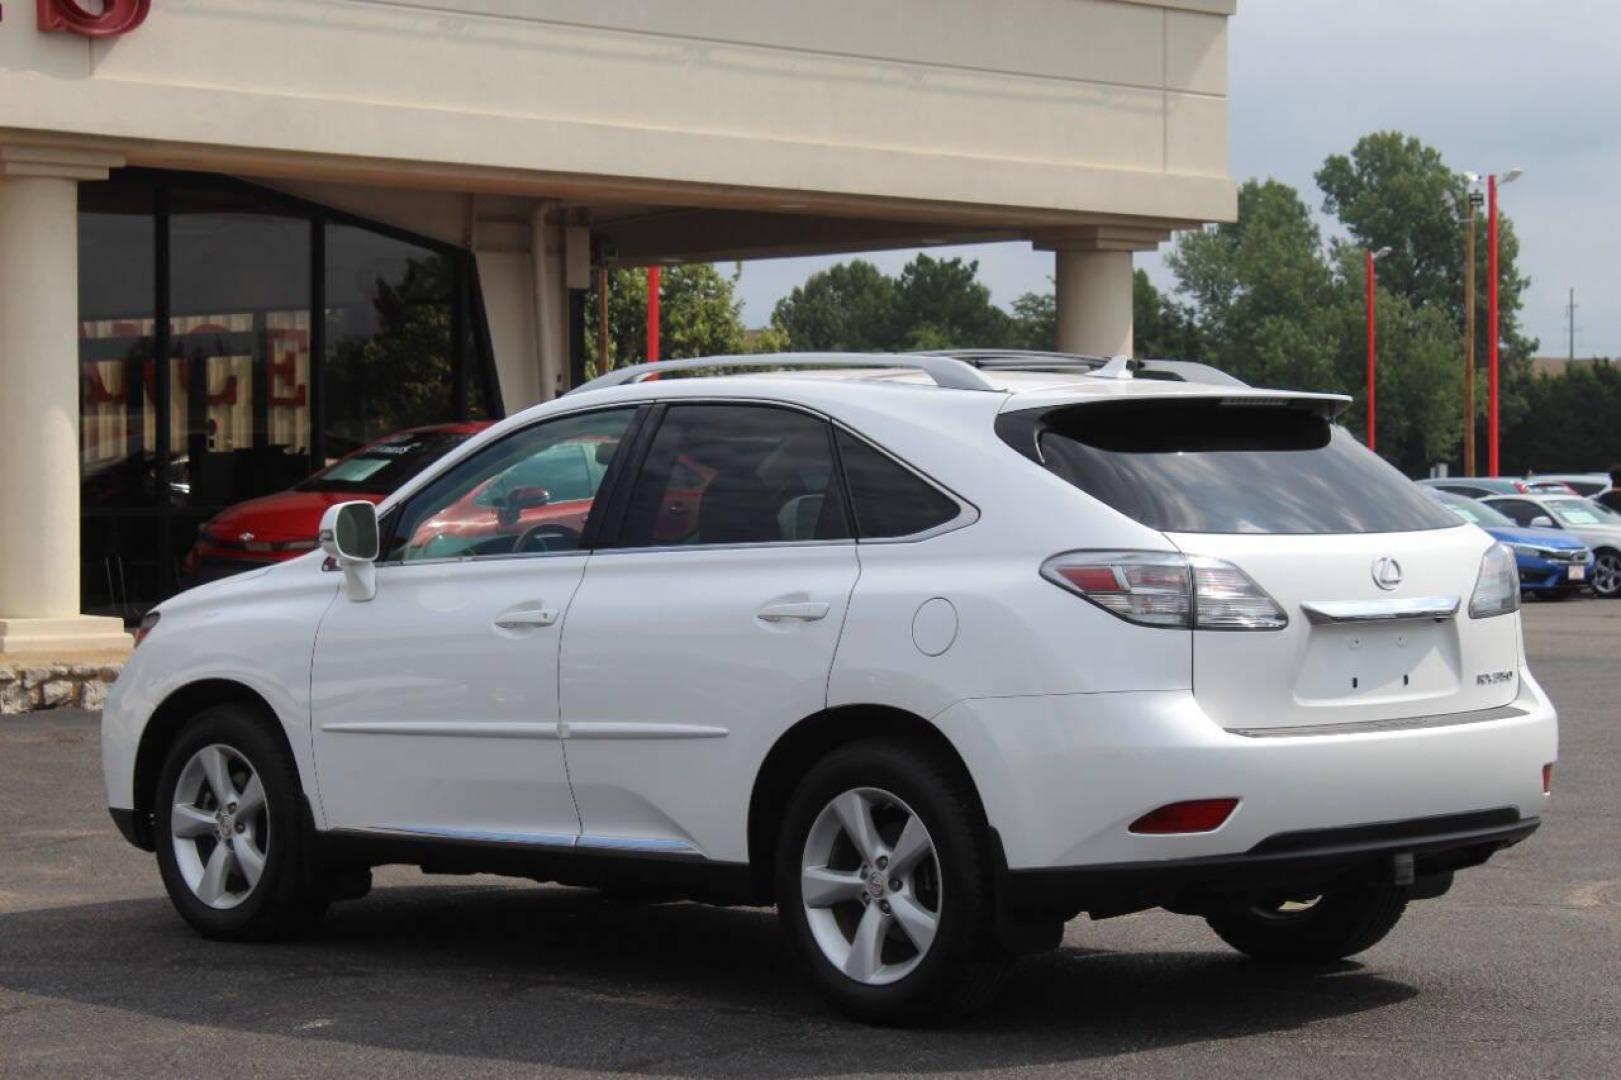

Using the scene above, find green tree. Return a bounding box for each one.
[1502,360,1621,474]
[1316,131,1537,396]
[1008,289,1055,350]
[769,259,896,351]
[329,254,458,451]
[585,263,749,373]
[1321,246,1464,471]
[890,254,1012,350]
[1161,174,1473,475]
[1165,179,1340,391]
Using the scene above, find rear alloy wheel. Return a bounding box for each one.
[777,738,1012,1026]
[1591,550,1621,598]
[799,787,942,985]
[1206,886,1408,964]
[154,704,329,940]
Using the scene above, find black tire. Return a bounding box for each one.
[1206,886,1408,964]
[153,703,330,941]
[776,737,1013,1026]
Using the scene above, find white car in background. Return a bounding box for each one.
[1481,493,1621,599]
[102,352,1556,1025]
[1528,473,1610,498]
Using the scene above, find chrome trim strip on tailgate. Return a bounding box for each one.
[1227,704,1528,739]
[1300,596,1461,625]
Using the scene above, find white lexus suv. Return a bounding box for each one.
[102,352,1556,1025]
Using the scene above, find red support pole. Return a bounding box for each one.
[646,266,662,364]
[1487,174,1501,476]
[1365,249,1376,452]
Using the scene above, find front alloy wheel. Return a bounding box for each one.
[1591,550,1621,598]
[800,788,942,985]
[170,744,270,910]
[154,704,330,940]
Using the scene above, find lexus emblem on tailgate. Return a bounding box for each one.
[1372,557,1403,591]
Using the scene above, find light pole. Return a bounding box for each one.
[1365,246,1393,452]
[1486,167,1523,476]
[646,265,662,364]
[1461,174,1484,477]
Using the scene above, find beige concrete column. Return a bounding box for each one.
[1054,248,1135,358]
[0,144,131,654]
[1039,224,1172,359]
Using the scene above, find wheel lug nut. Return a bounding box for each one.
[875,856,888,870]
[227,802,237,813]
[890,879,902,891]
[879,900,891,915]
[235,823,246,833]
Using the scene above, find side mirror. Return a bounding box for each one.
[318,501,379,601]
[1529,515,1555,529]
[496,485,550,526]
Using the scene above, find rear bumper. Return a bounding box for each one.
[934,676,1556,873]
[1000,809,1537,918]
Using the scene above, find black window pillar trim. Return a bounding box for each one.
[309,212,327,470]
[465,253,504,420]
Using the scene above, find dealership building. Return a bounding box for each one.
[0,0,1235,653]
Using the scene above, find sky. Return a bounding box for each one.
[730,0,1621,359]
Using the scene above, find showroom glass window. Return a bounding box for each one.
[76,171,500,618]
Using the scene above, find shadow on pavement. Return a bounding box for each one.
[0,883,1419,1075]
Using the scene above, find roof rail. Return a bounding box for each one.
[920,349,1248,388]
[1133,358,1248,387]
[567,353,1000,395]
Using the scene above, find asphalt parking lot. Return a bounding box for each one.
[2,600,1618,1078]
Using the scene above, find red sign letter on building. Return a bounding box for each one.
[37,0,150,37]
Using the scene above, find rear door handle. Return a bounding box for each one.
[494,607,559,629]
[757,601,830,623]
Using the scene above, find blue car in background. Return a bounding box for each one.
[1427,490,1593,598]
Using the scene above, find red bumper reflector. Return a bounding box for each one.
[1543,763,1554,795]
[1129,798,1240,835]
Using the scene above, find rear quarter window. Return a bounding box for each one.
[835,430,961,539]
[997,400,1459,535]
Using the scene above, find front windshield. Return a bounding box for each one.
[297,431,473,496]
[1434,493,1514,528]
[1548,498,1621,526]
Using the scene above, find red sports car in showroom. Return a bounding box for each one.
[182,423,490,582]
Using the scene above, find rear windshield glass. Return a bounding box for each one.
[999,401,1459,535]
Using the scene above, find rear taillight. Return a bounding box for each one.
[1468,543,1521,619]
[1041,551,1287,631]
[1130,798,1240,834]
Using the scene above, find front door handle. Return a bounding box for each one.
[757,601,830,623]
[494,607,559,630]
